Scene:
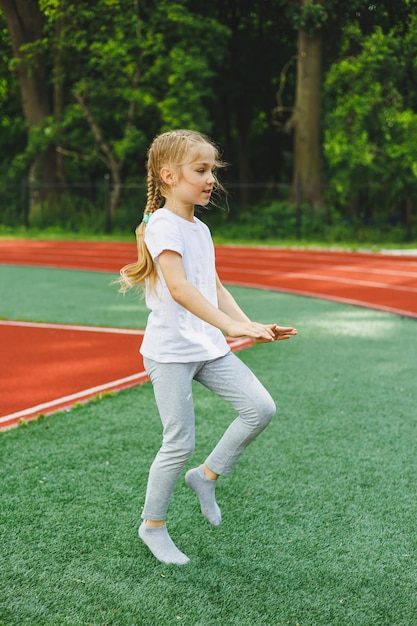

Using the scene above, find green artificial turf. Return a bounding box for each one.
[1,265,417,625]
[0,265,147,328]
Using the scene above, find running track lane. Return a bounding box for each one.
[0,321,148,429]
[1,240,417,430]
[0,319,251,430]
[1,240,417,318]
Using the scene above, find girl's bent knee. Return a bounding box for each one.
[258,396,276,428]
[242,393,275,430]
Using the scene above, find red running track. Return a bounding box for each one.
[1,240,417,318]
[1,240,417,430]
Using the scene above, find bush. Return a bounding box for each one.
[205,201,331,241]
[28,193,106,233]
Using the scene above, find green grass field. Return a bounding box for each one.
[1,265,417,625]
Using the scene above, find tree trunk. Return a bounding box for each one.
[290,19,323,207]
[0,0,48,126]
[53,11,67,184]
[0,0,61,214]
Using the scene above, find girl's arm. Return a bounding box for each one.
[215,273,251,322]
[158,251,296,341]
[216,272,297,342]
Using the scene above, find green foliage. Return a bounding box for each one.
[237,202,298,240]
[293,1,328,37]
[8,118,56,178]
[323,18,417,221]
[1,0,416,235]
[0,16,26,177]
[58,0,229,173]
[28,193,106,232]
[205,199,416,245]
[1,0,229,189]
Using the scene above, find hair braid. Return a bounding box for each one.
[117,173,159,293]
[145,171,162,216]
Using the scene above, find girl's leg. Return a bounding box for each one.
[142,358,198,519]
[196,351,276,475]
[140,358,198,565]
[185,352,275,524]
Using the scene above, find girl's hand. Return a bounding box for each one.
[226,322,297,342]
[254,324,298,344]
[226,321,276,341]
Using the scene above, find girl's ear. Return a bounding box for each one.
[160,166,176,186]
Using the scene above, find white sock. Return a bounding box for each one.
[138,522,190,565]
[185,465,222,526]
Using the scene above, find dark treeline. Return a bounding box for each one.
[0,0,416,242]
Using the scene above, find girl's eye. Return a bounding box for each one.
[195,167,215,174]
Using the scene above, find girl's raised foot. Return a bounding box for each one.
[185,466,222,526]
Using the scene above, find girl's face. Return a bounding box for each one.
[168,145,216,211]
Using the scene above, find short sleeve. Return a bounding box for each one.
[144,211,185,261]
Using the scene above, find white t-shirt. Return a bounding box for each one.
[140,209,230,363]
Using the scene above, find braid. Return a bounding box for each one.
[144,171,155,215]
[144,171,163,218]
[117,169,159,293]
[152,186,163,213]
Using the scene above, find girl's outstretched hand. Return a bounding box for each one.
[255,324,297,343]
[226,322,297,343]
[254,324,297,343]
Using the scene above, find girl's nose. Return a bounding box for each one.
[207,171,215,184]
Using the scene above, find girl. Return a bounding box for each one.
[118,129,297,565]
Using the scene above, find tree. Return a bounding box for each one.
[191,0,295,212]
[1,0,415,234]
[60,0,228,223]
[0,0,61,203]
[276,0,415,215]
[0,0,228,226]
[0,16,26,173]
[323,15,417,237]
[290,0,325,207]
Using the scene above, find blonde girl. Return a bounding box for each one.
[119,129,297,565]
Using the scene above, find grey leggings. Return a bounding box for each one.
[142,351,276,521]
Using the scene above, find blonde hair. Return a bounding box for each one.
[118,129,225,293]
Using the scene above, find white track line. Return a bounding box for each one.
[0,371,149,425]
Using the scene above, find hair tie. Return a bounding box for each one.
[142,213,150,224]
